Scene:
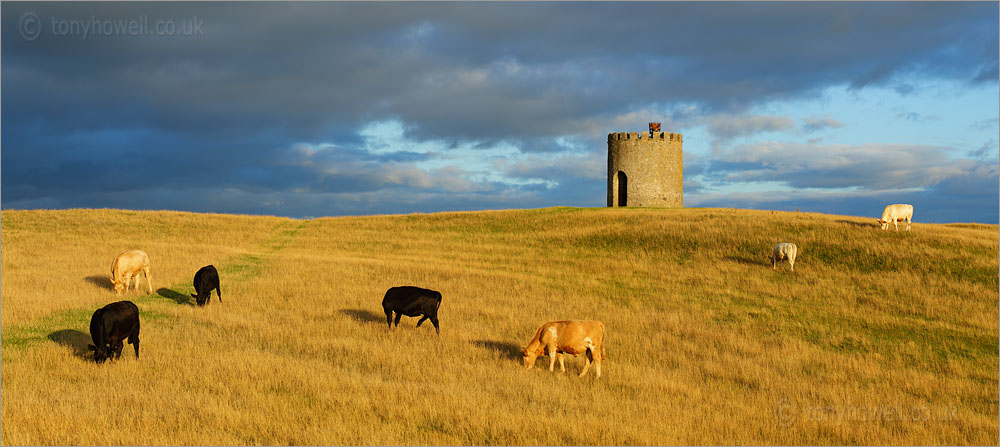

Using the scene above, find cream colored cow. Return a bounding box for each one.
[521,320,605,378]
[110,250,152,295]
[769,242,798,272]
[878,204,914,231]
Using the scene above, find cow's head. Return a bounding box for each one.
[521,347,538,369]
[111,279,126,295]
[88,343,109,364]
[877,219,888,230]
[191,293,205,306]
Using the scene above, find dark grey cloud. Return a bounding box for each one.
[5,2,994,139]
[2,2,997,221]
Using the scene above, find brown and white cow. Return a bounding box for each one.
[110,250,152,296]
[521,320,605,378]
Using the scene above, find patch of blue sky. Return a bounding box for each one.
[356,119,557,188]
[698,180,796,195]
[742,80,998,156]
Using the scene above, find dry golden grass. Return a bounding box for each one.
[1,207,997,445]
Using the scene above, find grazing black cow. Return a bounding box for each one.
[87,300,140,364]
[382,286,442,335]
[191,265,221,306]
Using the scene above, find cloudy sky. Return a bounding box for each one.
[3,2,998,223]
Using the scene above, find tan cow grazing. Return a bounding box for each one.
[521,320,605,378]
[111,250,153,296]
[878,204,914,231]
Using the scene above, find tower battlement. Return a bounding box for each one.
[607,123,683,208]
[608,132,683,141]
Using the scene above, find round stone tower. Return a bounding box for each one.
[607,122,683,207]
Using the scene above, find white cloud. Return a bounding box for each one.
[801,116,846,133]
[702,114,796,141]
[707,141,974,190]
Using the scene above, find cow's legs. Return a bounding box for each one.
[547,345,558,372]
[594,351,601,378]
[905,217,911,231]
[430,317,440,335]
[129,333,140,359]
[393,312,403,328]
[557,353,566,372]
[579,349,593,377]
[216,285,222,302]
[384,309,393,329]
[416,315,428,327]
[112,340,124,360]
[581,348,602,378]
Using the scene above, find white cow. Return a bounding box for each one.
[111,250,153,295]
[878,204,913,231]
[769,243,798,272]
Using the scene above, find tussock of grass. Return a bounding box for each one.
[1,207,997,445]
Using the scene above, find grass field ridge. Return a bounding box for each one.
[1,207,996,445]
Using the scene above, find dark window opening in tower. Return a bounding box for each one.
[617,171,628,207]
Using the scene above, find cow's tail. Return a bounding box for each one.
[110,255,120,283]
[583,337,603,362]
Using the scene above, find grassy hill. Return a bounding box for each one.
[1,207,997,445]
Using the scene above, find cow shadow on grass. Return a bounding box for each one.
[84,275,114,291]
[725,255,765,267]
[472,340,522,361]
[340,308,385,325]
[837,219,875,229]
[157,288,194,306]
[48,329,92,359]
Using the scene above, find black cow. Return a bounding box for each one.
[87,301,140,364]
[381,286,442,335]
[191,265,221,306]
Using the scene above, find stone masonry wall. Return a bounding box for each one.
[607,131,683,207]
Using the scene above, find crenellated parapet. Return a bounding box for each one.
[608,132,683,141]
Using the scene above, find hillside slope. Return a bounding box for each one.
[2,207,997,445]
